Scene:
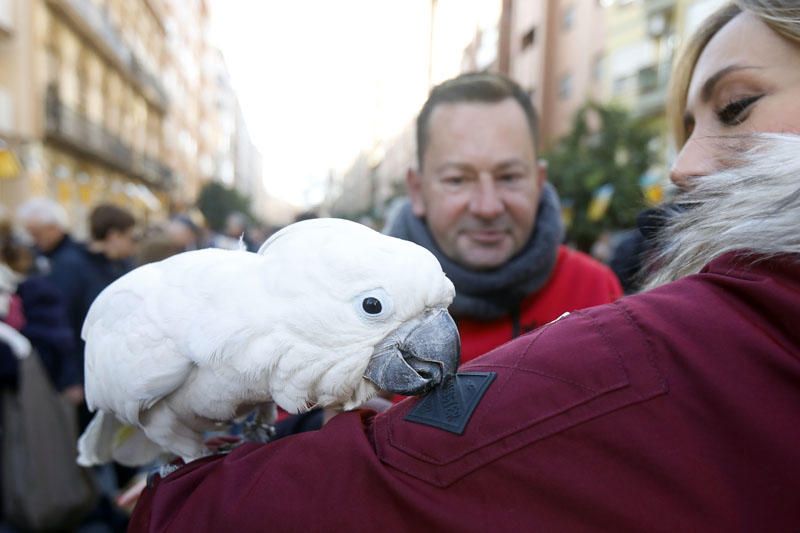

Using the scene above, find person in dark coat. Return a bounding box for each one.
[0,217,78,392]
[130,1,800,530]
[16,196,86,280]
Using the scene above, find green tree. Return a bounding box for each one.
[196,181,252,232]
[546,102,658,251]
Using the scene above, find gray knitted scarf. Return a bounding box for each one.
[388,183,564,320]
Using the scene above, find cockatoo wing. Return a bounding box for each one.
[83,249,272,425]
[83,262,192,425]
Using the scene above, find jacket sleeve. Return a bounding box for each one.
[130,410,393,532]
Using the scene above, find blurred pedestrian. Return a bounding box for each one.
[165,215,203,253]
[221,212,256,252]
[136,231,185,266]
[16,197,83,278]
[0,214,79,397]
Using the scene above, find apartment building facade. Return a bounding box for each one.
[0,0,172,232]
[0,0,265,233]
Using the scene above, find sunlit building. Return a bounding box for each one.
[600,0,728,182]
[505,0,607,148]
[603,0,728,117]
[0,0,171,233]
[0,0,266,232]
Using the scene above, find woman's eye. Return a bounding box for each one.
[716,95,762,126]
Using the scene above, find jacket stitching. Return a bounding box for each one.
[617,300,669,394]
[473,363,600,393]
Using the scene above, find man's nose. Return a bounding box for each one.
[469,174,503,218]
[670,136,720,190]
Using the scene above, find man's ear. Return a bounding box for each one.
[536,159,548,189]
[406,168,427,217]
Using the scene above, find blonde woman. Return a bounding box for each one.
[131,2,800,530]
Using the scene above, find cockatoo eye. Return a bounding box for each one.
[354,288,392,320]
[362,297,382,314]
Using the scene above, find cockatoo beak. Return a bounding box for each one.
[364,308,461,396]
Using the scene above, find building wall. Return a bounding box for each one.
[599,0,728,178]
[1,0,265,232]
[556,0,606,142]
[0,0,171,233]
[508,0,547,114]
[161,0,206,204]
[515,0,606,148]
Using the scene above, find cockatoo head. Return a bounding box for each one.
[257,218,460,412]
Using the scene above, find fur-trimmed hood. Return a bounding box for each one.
[645,133,800,289]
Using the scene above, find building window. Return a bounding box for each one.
[559,73,573,99]
[637,65,659,94]
[521,27,536,49]
[592,53,604,82]
[613,77,626,95]
[563,5,575,30]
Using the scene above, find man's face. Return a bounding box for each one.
[23,222,65,253]
[408,98,545,270]
[105,227,137,260]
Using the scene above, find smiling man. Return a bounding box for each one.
[389,72,622,362]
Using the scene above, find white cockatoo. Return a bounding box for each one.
[77,218,460,467]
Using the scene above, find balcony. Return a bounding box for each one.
[132,151,173,187]
[130,56,169,111]
[46,0,169,111]
[45,87,172,188]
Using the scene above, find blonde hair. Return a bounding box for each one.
[667,1,800,147]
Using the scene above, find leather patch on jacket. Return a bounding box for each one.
[404,372,496,434]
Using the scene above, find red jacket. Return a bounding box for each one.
[458,245,622,363]
[131,253,800,531]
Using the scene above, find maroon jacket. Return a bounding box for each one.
[131,254,800,531]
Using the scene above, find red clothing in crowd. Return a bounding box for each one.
[130,253,800,531]
[458,245,623,363]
